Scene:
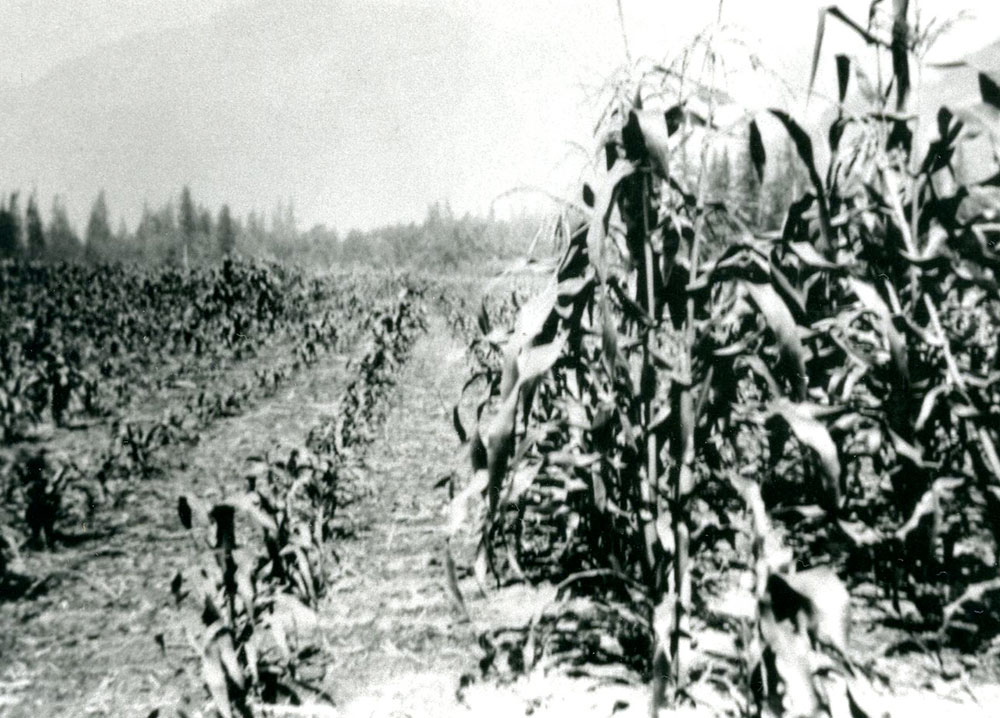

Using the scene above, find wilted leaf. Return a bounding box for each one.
[769,399,842,510]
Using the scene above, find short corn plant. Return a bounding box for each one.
[308,285,428,458]
[2,450,96,549]
[173,449,337,718]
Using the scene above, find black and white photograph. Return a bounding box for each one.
[2,1,1000,716]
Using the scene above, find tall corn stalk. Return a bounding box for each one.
[455,0,1000,713]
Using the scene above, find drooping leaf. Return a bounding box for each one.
[895,477,964,545]
[835,54,851,103]
[769,399,842,510]
[503,461,541,507]
[789,240,845,270]
[847,278,908,384]
[770,110,817,176]
[890,0,910,110]
[585,160,636,280]
[769,109,833,252]
[623,109,671,179]
[744,282,809,400]
[444,540,470,622]
[749,119,766,184]
[979,72,1000,110]
[201,650,233,718]
[511,280,558,354]
[915,384,947,430]
[452,405,468,443]
[807,6,828,101]
[485,390,519,514]
[759,602,820,716]
[217,635,244,690]
[943,578,1000,626]
[769,566,851,655]
[516,335,566,386]
[664,103,709,136]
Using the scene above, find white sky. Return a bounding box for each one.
[0,0,998,232]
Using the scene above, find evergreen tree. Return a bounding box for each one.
[25,193,46,260]
[85,190,112,262]
[198,208,213,238]
[0,193,22,258]
[48,196,80,261]
[179,185,197,269]
[217,204,236,255]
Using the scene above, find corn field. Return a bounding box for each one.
[3,2,1000,718]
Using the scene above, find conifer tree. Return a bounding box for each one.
[25,193,46,260]
[48,195,81,261]
[85,190,112,262]
[179,185,197,269]
[0,193,22,258]
[217,204,236,256]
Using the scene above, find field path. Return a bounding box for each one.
[318,315,653,717]
[312,314,480,715]
[0,342,356,717]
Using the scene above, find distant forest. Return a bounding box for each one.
[0,137,806,271]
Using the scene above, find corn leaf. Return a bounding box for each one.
[744,282,809,400]
[769,399,842,510]
[749,119,766,184]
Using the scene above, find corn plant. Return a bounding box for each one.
[174,471,333,718]
[1,450,99,549]
[450,1,1000,713]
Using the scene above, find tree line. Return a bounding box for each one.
[0,186,543,271]
[0,141,805,270]
[0,186,247,267]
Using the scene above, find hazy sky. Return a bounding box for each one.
[1,0,998,232]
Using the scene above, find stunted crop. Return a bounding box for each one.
[170,282,428,718]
